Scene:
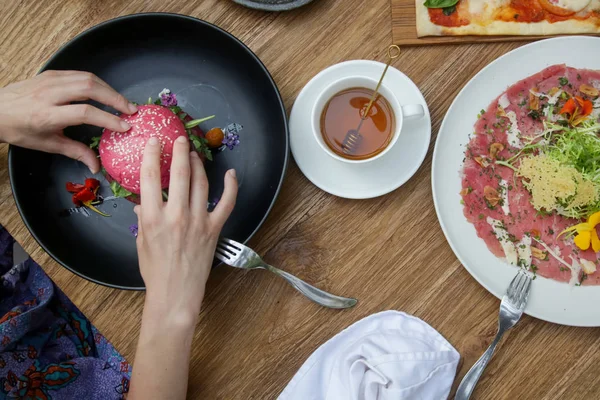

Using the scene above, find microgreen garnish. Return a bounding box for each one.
[184,115,216,130]
[189,133,213,161]
[495,117,600,219]
[527,110,541,120]
[110,181,133,199]
[169,106,183,114]
[89,136,101,150]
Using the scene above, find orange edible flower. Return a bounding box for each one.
[561,211,600,252]
[559,98,577,115]
[559,96,594,126]
[578,97,593,116]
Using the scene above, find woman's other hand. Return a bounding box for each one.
[0,70,137,173]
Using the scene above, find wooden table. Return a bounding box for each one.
[1,1,599,399]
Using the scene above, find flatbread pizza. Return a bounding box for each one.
[416,0,600,37]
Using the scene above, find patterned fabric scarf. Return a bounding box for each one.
[0,226,131,399]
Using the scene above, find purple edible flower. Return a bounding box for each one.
[160,92,178,107]
[129,224,138,238]
[222,132,240,150]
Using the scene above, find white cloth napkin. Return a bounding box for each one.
[279,311,460,400]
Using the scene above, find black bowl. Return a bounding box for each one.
[9,13,289,289]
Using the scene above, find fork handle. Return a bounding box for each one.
[455,328,506,400]
[262,264,358,309]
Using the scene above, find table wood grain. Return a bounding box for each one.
[1,1,599,399]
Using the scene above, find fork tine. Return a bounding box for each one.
[515,272,528,297]
[506,272,522,300]
[508,272,527,304]
[506,271,532,309]
[217,239,242,253]
[215,243,232,255]
[216,246,236,260]
[518,276,532,309]
[214,250,229,262]
[220,237,242,249]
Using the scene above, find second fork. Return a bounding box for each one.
[455,270,532,400]
[215,238,358,309]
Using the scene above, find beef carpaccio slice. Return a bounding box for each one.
[460,64,600,285]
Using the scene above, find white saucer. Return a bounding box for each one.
[289,60,431,199]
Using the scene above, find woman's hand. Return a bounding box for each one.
[129,136,237,400]
[0,70,137,173]
[136,135,237,320]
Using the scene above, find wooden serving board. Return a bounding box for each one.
[391,0,545,46]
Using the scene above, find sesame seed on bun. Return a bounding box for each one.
[99,105,188,195]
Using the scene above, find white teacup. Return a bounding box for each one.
[312,76,424,163]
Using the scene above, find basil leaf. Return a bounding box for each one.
[423,0,459,8]
[442,5,456,15]
[110,181,133,199]
[154,99,162,106]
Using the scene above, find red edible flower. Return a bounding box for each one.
[84,178,100,190]
[72,188,96,206]
[65,182,85,193]
[65,178,109,217]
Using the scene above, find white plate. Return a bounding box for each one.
[290,60,431,199]
[433,36,600,327]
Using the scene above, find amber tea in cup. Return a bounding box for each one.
[311,74,424,164]
[320,87,395,160]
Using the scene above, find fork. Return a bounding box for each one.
[455,270,532,400]
[215,238,358,309]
